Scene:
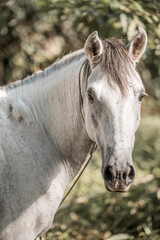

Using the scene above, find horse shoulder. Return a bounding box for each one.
[0,99,66,239]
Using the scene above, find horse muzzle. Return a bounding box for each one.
[103,164,135,192]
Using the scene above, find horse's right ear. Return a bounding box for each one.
[85,31,103,63]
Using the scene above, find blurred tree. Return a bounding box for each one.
[0,0,160,100]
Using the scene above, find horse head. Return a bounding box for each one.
[83,28,147,192]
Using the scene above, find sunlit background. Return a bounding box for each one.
[0,0,160,239]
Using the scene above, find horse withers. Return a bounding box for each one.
[0,28,147,240]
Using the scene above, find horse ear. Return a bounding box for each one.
[127,27,147,62]
[85,31,103,63]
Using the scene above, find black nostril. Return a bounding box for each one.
[128,166,135,181]
[104,166,113,182]
[123,172,127,180]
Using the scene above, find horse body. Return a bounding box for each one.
[0,51,94,240]
[0,28,147,239]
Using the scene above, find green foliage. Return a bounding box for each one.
[134,116,160,174]
[44,116,160,239]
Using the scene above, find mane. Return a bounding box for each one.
[101,38,137,95]
[5,49,85,91]
[5,38,138,95]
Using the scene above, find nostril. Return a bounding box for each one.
[104,166,113,182]
[123,172,127,180]
[128,166,135,181]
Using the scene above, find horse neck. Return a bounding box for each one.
[8,51,95,183]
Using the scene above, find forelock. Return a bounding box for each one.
[100,38,138,95]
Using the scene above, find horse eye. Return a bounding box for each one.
[87,92,94,103]
[139,94,144,102]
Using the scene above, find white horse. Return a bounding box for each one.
[0,28,147,240]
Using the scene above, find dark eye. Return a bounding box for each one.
[139,94,144,102]
[87,91,94,103]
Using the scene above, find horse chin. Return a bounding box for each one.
[104,183,131,193]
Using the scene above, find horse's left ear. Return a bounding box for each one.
[85,31,103,63]
[127,27,147,62]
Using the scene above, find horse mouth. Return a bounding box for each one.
[104,182,131,193]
